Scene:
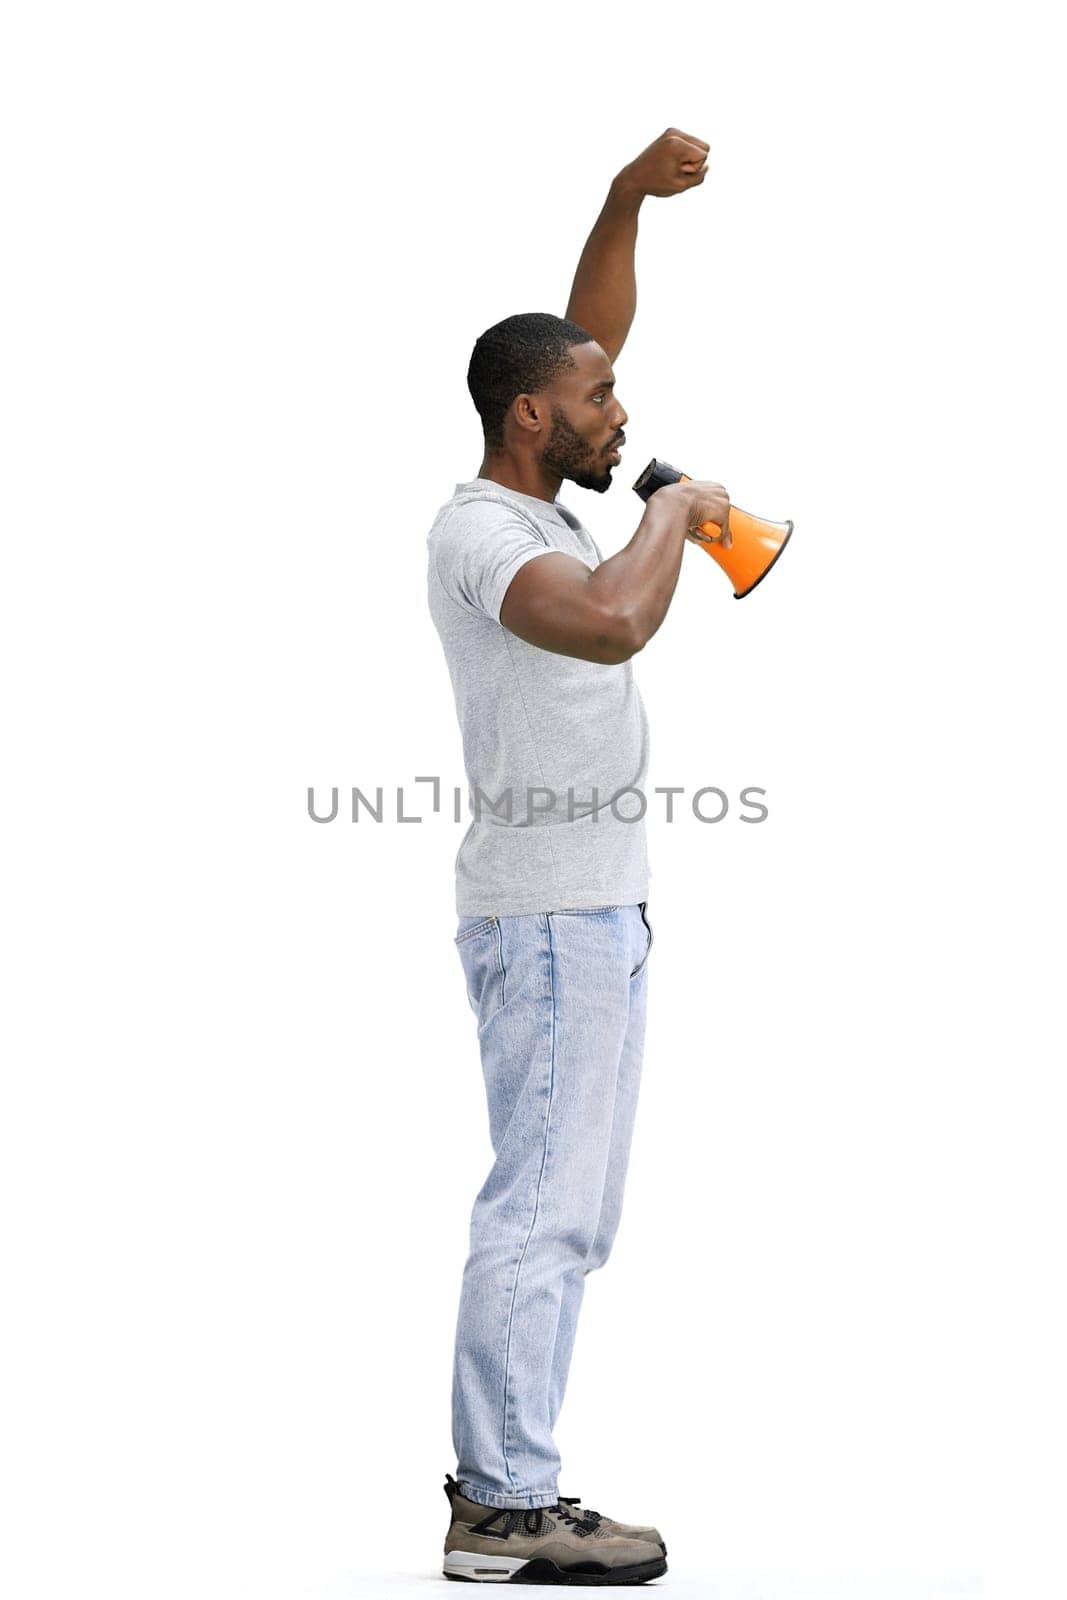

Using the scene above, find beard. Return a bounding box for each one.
[540,404,614,493]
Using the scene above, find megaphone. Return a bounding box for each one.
[633,458,793,599]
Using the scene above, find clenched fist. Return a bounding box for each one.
[615,127,710,200]
[682,479,733,550]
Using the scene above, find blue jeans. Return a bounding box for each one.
[450,901,653,1509]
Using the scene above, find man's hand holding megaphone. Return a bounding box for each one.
[681,479,733,551]
[634,458,792,598]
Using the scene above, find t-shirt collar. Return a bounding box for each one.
[454,477,565,518]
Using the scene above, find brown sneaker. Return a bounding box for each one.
[558,1495,667,1558]
[442,1475,668,1585]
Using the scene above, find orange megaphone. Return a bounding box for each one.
[633,458,793,598]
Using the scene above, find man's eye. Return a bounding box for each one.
[593,393,606,403]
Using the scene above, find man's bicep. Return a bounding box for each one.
[434,510,550,622]
[499,551,631,664]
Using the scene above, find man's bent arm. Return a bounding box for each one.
[499,484,694,665]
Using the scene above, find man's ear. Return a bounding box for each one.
[513,393,545,434]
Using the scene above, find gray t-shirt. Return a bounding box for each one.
[427,476,650,916]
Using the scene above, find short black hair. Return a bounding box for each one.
[467,312,595,451]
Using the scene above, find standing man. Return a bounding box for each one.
[427,128,730,1586]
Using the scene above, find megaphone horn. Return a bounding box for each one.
[633,458,793,599]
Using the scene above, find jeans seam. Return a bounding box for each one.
[494,919,506,1008]
[500,913,557,1492]
[553,905,620,916]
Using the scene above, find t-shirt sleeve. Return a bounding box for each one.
[584,530,606,567]
[433,502,555,624]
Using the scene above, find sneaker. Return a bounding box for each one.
[558,1495,667,1558]
[442,1474,668,1585]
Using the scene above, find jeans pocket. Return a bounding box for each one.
[454,917,507,1018]
[454,915,498,945]
[553,905,621,916]
[629,901,653,980]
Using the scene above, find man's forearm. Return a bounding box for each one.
[585,486,692,656]
[564,174,645,364]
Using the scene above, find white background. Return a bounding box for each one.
[2,3,1064,1598]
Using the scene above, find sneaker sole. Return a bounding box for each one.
[443,1549,668,1584]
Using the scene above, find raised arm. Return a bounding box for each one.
[564,127,710,363]
[498,128,719,665]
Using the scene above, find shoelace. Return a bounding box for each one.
[551,1500,600,1536]
[559,1495,603,1528]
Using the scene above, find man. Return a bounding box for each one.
[426,128,730,1586]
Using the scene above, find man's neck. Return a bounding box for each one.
[475,454,562,505]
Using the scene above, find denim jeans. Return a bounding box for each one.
[450,900,653,1509]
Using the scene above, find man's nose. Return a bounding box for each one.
[614,401,628,429]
